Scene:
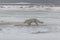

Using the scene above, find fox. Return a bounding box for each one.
[24,19,43,26]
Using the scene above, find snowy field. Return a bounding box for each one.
[0,9,60,40]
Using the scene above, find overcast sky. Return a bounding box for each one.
[0,0,60,3]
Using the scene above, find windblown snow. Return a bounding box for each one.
[0,6,60,40]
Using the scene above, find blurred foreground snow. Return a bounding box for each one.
[0,10,60,40]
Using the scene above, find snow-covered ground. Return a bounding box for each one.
[0,9,60,40]
[1,5,60,12]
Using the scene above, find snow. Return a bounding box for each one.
[0,26,59,40]
[0,8,60,40]
[1,5,60,12]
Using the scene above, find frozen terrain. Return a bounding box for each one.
[1,5,60,12]
[0,8,60,40]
